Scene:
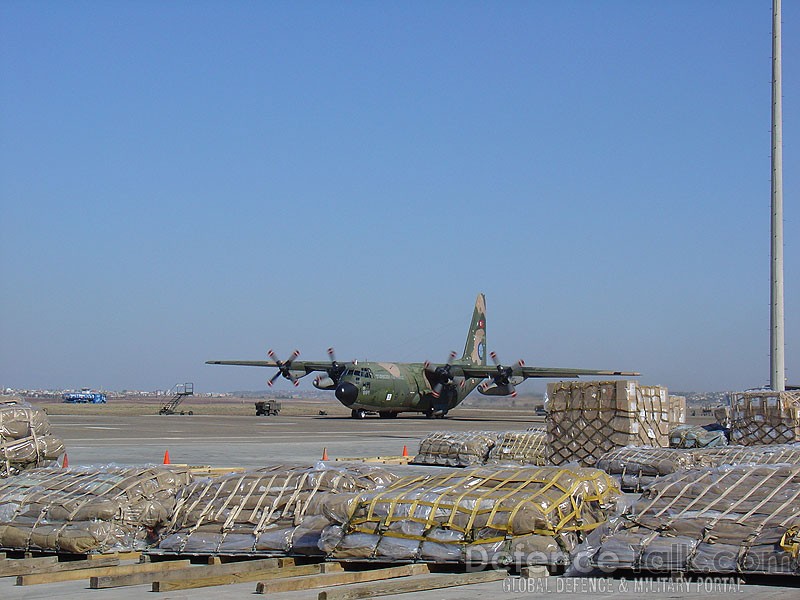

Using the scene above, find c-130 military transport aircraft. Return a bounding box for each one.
[207,294,638,419]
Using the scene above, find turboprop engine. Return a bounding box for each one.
[478,352,524,397]
[478,383,517,396]
[313,376,337,390]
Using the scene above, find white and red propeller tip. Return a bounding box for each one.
[518,360,525,367]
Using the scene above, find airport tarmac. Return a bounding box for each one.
[2,408,797,599]
[47,407,542,467]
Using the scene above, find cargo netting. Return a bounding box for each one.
[730,391,800,445]
[411,431,497,467]
[578,465,800,575]
[0,465,192,553]
[157,464,397,556]
[0,399,65,477]
[320,466,619,567]
[694,444,800,468]
[547,381,670,467]
[595,446,696,492]
[596,444,800,492]
[486,430,548,465]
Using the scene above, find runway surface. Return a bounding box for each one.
[49,407,541,467]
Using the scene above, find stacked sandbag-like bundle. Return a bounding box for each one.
[547,381,670,467]
[729,391,800,445]
[0,465,192,553]
[157,464,397,556]
[320,466,619,567]
[669,424,728,449]
[486,429,548,465]
[411,431,497,467]
[580,464,800,575]
[595,446,696,492]
[0,399,65,477]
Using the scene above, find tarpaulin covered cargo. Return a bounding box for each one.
[547,381,670,467]
[596,444,800,492]
[669,424,728,449]
[411,431,497,467]
[730,391,800,445]
[157,464,397,556]
[486,430,548,466]
[595,446,696,492]
[320,466,618,567]
[0,465,192,553]
[0,399,65,477]
[578,465,800,575]
[693,444,800,468]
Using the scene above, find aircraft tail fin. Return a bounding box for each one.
[461,293,487,365]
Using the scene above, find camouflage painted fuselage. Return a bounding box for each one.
[334,361,483,414]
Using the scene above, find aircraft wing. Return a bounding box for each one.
[456,364,639,380]
[205,360,334,375]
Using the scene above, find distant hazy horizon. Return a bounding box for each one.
[1,2,797,394]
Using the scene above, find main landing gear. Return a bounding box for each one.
[425,409,447,419]
[351,409,366,419]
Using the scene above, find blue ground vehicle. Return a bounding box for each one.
[62,391,107,404]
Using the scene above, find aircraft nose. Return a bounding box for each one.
[335,381,358,406]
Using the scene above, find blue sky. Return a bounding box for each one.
[1,1,797,394]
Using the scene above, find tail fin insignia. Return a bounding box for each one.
[462,293,487,365]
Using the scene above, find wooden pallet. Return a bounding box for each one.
[168,464,247,476]
[0,549,142,561]
[0,549,511,596]
[334,456,414,465]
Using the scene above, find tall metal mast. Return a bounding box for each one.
[771,0,785,391]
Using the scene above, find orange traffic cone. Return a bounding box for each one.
[321,448,328,461]
[62,453,69,468]
[402,445,409,458]
[163,450,171,465]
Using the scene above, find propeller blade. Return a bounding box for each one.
[286,349,300,366]
[267,371,281,387]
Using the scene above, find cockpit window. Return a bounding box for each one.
[343,368,372,379]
